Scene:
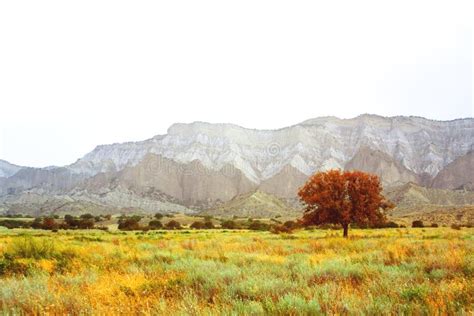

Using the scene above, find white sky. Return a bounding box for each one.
[0,0,472,167]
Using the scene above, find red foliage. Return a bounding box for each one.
[298,170,393,237]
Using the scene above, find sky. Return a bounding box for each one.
[0,0,472,167]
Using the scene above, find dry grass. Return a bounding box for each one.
[0,228,473,315]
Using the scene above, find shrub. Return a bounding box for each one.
[165,220,182,230]
[62,215,95,230]
[271,225,294,234]
[6,237,57,259]
[118,217,142,231]
[148,220,163,230]
[31,218,44,229]
[431,223,439,228]
[412,220,424,228]
[154,213,164,220]
[451,224,461,230]
[203,221,215,229]
[190,221,204,229]
[80,213,94,220]
[0,219,31,229]
[247,220,271,231]
[384,221,399,228]
[283,221,299,230]
[221,220,238,229]
[77,218,95,229]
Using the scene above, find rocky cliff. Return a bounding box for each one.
[0,115,472,215]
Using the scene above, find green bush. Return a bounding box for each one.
[148,220,163,230]
[118,216,142,230]
[6,237,57,259]
[247,220,270,231]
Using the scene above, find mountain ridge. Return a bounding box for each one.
[0,114,473,215]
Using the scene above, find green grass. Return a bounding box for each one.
[0,228,472,315]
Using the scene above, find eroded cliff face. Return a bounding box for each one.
[344,146,419,186]
[432,151,474,190]
[68,115,474,182]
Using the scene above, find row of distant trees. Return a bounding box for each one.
[0,170,467,236]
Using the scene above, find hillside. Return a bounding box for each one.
[0,115,473,215]
[201,191,301,218]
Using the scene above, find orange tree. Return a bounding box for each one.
[298,169,393,237]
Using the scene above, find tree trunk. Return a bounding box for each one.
[343,224,349,238]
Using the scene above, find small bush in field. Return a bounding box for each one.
[6,237,57,259]
[450,224,461,230]
[118,217,142,231]
[384,221,399,228]
[148,220,163,230]
[271,225,294,234]
[165,220,182,230]
[247,220,270,231]
[283,220,299,230]
[221,220,238,229]
[190,221,204,229]
[203,221,215,229]
[431,223,439,228]
[0,220,31,229]
[412,220,424,228]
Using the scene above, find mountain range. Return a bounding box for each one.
[1,114,473,217]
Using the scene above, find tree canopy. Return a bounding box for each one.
[298,169,394,237]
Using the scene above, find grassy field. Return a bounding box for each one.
[0,227,473,315]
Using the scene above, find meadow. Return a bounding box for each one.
[0,227,473,315]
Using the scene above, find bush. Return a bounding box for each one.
[283,221,299,230]
[203,221,214,229]
[6,237,57,259]
[0,220,31,229]
[247,220,271,231]
[118,217,142,231]
[412,220,424,228]
[148,220,163,230]
[62,215,95,230]
[77,219,95,229]
[154,213,164,220]
[190,221,204,229]
[451,224,461,230]
[221,220,238,229]
[165,220,182,230]
[271,224,294,234]
[80,213,94,220]
[384,221,399,228]
[42,217,58,230]
[431,223,439,228]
